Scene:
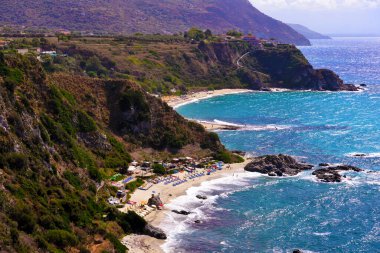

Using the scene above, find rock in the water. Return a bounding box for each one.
[319,163,329,167]
[268,172,277,177]
[293,250,303,253]
[143,224,167,240]
[244,154,313,176]
[313,165,363,182]
[360,83,367,87]
[147,194,163,207]
[172,210,191,215]
[194,220,202,224]
[196,195,207,200]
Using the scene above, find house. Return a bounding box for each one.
[17,49,29,55]
[242,35,263,49]
[0,40,8,48]
[41,51,57,57]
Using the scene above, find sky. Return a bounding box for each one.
[249,0,380,35]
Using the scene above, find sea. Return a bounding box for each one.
[161,37,380,253]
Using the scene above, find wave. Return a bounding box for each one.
[200,119,292,131]
[160,172,264,252]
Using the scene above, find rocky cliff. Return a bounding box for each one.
[0,51,237,252]
[0,0,310,45]
[52,37,356,93]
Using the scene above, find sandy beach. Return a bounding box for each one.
[121,159,250,253]
[162,89,254,109]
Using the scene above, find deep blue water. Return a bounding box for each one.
[162,38,380,253]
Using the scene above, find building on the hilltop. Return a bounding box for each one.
[41,50,57,57]
[242,35,264,49]
[0,40,8,48]
[17,48,29,55]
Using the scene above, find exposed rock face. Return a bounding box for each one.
[147,194,163,207]
[77,132,112,151]
[143,224,167,240]
[313,165,363,183]
[172,210,191,215]
[244,155,313,176]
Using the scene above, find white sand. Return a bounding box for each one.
[121,160,250,253]
[162,89,253,109]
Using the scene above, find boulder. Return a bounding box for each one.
[196,195,207,200]
[319,163,329,167]
[172,210,191,215]
[147,194,163,207]
[143,224,167,240]
[244,154,313,176]
[313,165,363,183]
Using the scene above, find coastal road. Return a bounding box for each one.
[236,51,252,69]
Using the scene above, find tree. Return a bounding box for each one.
[226,30,243,37]
[152,163,166,175]
[205,29,212,39]
[186,28,205,41]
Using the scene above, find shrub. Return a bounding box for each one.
[105,233,127,253]
[152,164,165,175]
[5,153,28,171]
[9,203,37,233]
[125,178,144,193]
[63,171,82,189]
[117,211,147,234]
[77,111,97,132]
[44,230,78,248]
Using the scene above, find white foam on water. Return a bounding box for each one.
[160,172,264,252]
[313,232,332,236]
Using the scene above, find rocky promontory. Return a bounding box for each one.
[244,154,313,176]
[313,165,363,183]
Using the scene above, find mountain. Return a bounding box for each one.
[288,24,331,40]
[0,0,310,45]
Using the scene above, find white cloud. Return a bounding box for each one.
[250,0,380,10]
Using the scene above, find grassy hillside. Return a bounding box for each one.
[38,36,356,92]
[0,0,310,45]
[0,51,237,252]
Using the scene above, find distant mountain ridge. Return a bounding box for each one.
[288,24,331,40]
[0,0,310,45]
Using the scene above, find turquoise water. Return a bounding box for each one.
[162,38,380,253]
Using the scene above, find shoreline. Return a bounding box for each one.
[162,89,254,109]
[121,159,250,253]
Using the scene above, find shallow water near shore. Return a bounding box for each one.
[162,38,380,252]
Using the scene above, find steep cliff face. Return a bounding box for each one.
[52,38,355,92]
[194,42,357,91]
[0,52,233,252]
[0,0,310,45]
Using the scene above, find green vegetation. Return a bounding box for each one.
[125,178,144,193]
[152,163,166,175]
[0,54,150,252]
[226,30,243,37]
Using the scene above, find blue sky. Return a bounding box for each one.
[249,0,380,35]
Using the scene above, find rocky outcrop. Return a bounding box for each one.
[239,45,360,91]
[196,195,207,200]
[147,194,163,207]
[313,165,363,183]
[143,224,167,240]
[244,155,313,176]
[172,210,191,215]
[77,132,112,152]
